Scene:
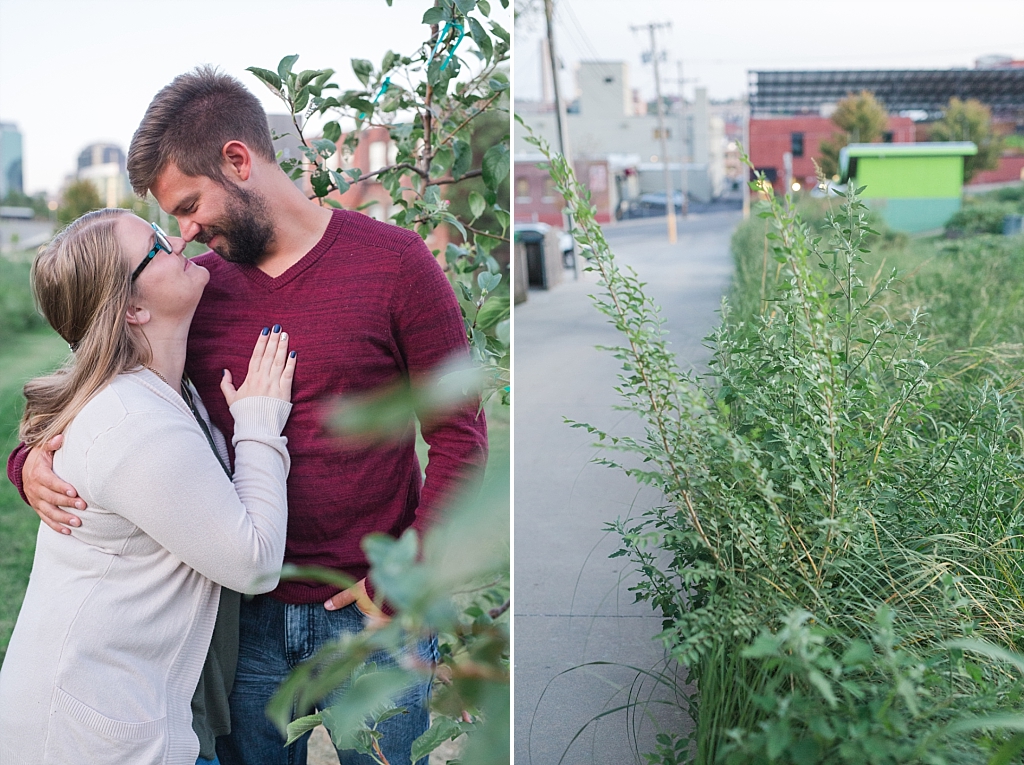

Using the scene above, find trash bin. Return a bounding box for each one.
[1004,214,1023,236]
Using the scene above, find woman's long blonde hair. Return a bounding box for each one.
[20,208,153,448]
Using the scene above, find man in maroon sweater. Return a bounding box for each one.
[10,67,488,765]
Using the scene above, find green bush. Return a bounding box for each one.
[945,201,1018,236]
[0,259,43,341]
[532,131,1024,765]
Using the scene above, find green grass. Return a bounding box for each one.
[0,327,70,663]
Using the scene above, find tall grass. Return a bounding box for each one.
[531,127,1024,765]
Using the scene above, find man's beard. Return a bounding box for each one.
[196,185,274,265]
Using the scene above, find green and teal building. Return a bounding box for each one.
[839,142,977,233]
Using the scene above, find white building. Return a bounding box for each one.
[514,61,726,203]
[76,143,129,208]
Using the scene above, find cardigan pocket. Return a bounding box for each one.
[45,686,168,762]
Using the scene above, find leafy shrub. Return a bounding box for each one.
[0,259,44,341]
[945,202,1018,236]
[530,128,1024,765]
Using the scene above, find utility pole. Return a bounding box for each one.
[676,60,690,217]
[543,0,577,277]
[632,21,676,244]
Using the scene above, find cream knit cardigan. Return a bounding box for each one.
[0,369,291,765]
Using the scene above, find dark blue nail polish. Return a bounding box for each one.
[273,324,281,333]
[222,369,227,377]
[289,351,296,358]
[262,327,270,336]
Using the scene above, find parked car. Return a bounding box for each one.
[622,191,688,219]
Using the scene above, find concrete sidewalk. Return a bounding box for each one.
[514,211,741,764]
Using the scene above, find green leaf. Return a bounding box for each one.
[321,668,414,752]
[329,170,350,194]
[477,272,501,294]
[422,6,447,24]
[477,0,491,14]
[476,294,509,330]
[475,234,500,254]
[285,712,323,746]
[277,54,300,82]
[311,169,331,198]
[411,716,466,762]
[293,86,310,113]
[496,318,510,345]
[296,69,319,89]
[351,58,374,87]
[489,20,510,44]
[431,146,455,178]
[382,50,398,74]
[454,0,477,13]
[482,145,510,191]
[323,121,342,144]
[247,66,282,93]
[452,139,472,181]
[469,191,486,220]
[467,17,492,62]
[311,139,337,158]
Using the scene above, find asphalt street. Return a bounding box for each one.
[514,210,742,764]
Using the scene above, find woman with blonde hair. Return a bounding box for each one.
[0,207,296,764]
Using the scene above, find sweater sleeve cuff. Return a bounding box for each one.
[228,397,293,442]
[7,442,29,505]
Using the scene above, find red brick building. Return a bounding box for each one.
[323,126,449,253]
[514,156,620,227]
[749,115,915,193]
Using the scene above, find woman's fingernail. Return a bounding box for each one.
[223,369,227,377]
[74,503,83,511]
[324,600,335,611]
[273,324,281,333]
[261,327,270,336]
[66,489,75,497]
[290,351,296,358]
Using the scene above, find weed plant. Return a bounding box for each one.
[530,128,1024,765]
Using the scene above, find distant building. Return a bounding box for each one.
[1,122,23,200]
[76,142,128,208]
[514,60,727,226]
[840,142,977,232]
[747,63,1024,192]
[322,125,450,255]
[749,115,915,193]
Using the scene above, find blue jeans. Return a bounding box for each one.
[216,595,436,765]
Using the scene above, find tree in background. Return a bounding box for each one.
[1,189,51,220]
[56,180,103,227]
[244,2,510,762]
[930,97,1001,183]
[817,91,888,179]
[247,0,510,410]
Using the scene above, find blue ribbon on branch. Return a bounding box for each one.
[427,21,465,72]
[359,77,391,120]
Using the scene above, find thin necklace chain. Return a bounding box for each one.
[145,366,181,396]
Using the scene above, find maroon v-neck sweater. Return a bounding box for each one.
[10,210,488,605]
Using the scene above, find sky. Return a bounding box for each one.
[0,0,511,196]
[515,0,1024,104]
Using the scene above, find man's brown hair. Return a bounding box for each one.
[127,65,275,197]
